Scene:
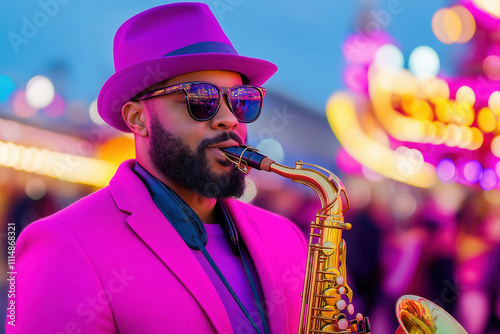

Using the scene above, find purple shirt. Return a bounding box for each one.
[192,223,266,334]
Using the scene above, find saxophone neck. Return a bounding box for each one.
[270,161,349,222]
[219,145,350,223]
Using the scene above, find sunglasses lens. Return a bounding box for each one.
[230,87,262,123]
[187,84,220,120]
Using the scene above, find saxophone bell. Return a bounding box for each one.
[395,295,467,334]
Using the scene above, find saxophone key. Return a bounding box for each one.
[336,299,347,311]
[321,241,335,256]
[322,287,341,306]
[320,304,339,320]
[323,267,340,282]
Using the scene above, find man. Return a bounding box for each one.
[7,3,307,333]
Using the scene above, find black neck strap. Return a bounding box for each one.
[133,163,270,334]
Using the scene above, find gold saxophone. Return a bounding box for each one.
[220,146,371,333]
[220,145,468,334]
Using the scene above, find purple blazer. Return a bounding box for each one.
[7,160,307,333]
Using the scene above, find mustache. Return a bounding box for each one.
[197,132,244,153]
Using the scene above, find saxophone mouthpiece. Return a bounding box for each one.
[218,146,275,173]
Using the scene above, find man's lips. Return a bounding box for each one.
[206,141,240,149]
[206,147,227,159]
[204,140,240,167]
[205,144,239,166]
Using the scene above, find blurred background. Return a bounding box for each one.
[1,0,500,333]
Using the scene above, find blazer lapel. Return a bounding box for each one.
[223,199,290,334]
[109,161,232,333]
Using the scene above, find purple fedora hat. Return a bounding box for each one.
[97,2,278,132]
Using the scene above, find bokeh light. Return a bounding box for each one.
[480,168,498,190]
[435,99,452,122]
[473,0,500,19]
[462,160,483,183]
[425,77,450,102]
[408,99,433,121]
[12,91,37,118]
[96,136,135,164]
[361,166,385,182]
[468,127,484,150]
[4,142,21,167]
[0,75,16,103]
[457,125,473,148]
[20,146,34,172]
[455,85,475,107]
[42,93,66,118]
[489,91,500,115]
[452,5,476,43]
[432,6,475,44]
[390,192,418,220]
[431,121,446,145]
[436,158,456,183]
[492,136,500,158]
[256,138,285,163]
[477,107,496,132]
[444,123,461,147]
[240,177,257,203]
[373,44,404,69]
[343,66,368,92]
[0,140,116,187]
[89,98,106,126]
[449,101,475,126]
[431,183,467,215]
[25,75,55,109]
[394,146,424,177]
[432,8,461,44]
[344,177,372,210]
[25,177,47,200]
[408,46,440,79]
[483,55,500,81]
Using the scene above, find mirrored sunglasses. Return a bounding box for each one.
[134,81,266,123]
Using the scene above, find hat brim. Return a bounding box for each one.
[97,53,277,132]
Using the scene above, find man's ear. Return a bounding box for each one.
[122,101,148,136]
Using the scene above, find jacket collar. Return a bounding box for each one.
[108,160,290,333]
[109,160,231,333]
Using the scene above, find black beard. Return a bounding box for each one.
[148,113,246,199]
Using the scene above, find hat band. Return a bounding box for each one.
[164,41,239,57]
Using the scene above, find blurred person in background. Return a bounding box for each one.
[455,192,500,334]
[7,3,307,333]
